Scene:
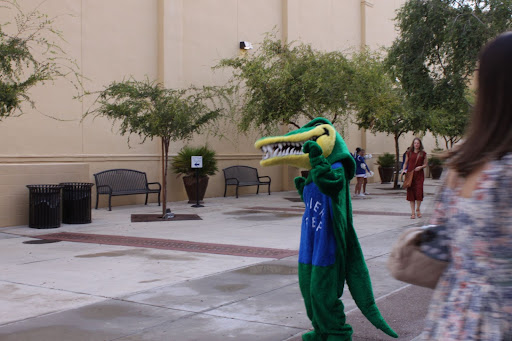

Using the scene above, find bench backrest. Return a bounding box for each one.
[223,166,259,182]
[94,169,148,192]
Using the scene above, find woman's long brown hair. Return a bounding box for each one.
[447,32,512,178]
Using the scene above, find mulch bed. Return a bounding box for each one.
[284,197,303,202]
[131,214,202,222]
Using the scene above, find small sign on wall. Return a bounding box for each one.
[191,156,203,169]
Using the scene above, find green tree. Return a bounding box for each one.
[0,0,81,120]
[387,0,512,147]
[85,79,222,217]
[349,50,428,188]
[429,105,470,149]
[216,34,353,135]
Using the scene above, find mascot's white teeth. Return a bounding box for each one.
[261,142,304,160]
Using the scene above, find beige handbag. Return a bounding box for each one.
[387,226,448,289]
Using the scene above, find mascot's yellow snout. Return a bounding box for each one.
[254,124,336,169]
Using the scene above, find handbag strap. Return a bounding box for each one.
[408,151,422,170]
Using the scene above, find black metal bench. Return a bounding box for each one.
[223,166,271,198]
[93,169,161,211]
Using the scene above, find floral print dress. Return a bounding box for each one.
[421,154,512,340]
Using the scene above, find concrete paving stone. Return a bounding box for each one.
[0,232,19,240]
[0,282,105,326]
[361,257,409,300]
[358,227,406,259]
[0,299,189,341]
[336,255,409,311]
[348,285,433,341]
[115,313,305,341]
[1,241,267,298]
[205,281,310,329]
[285,286,433,341]
[123,258,300,313]
[0,180,441,340]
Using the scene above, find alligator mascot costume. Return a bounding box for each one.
[255,118,397,341]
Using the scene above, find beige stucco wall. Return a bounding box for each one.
[0,163,89,227]
[0,0,435,227]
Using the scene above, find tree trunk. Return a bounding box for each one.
[393,134,400,189]
[161,138,170,217]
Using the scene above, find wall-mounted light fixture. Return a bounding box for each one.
[239,41,253,50]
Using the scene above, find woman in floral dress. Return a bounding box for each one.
[421,32,512,340]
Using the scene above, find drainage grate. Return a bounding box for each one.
[34,232,298,259]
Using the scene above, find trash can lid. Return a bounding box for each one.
[59,182,94,187]
[26,184,63,188]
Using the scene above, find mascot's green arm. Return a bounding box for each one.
[302,140,399,339]
[294,176,306,201]
[294,141,345,200]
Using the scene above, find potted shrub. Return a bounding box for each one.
[377,152,396,184]
[428,155,444,180]
[171,145,218,203]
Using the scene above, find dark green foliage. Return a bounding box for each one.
[84,78,223,216]
[171,145,218,177]
[348,50,427,188]
[387,0,512,147]
[377,153,396,168]
[349,50,428,136]
[216,33,353,134]
[87,79,221,145]
[428,155,444,167]
[0,0,81,120]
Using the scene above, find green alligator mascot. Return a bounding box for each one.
[255,118,397,341]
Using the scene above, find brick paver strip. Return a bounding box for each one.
[247,206,411,217]
[34,232,298,259]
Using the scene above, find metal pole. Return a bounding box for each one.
[191,168,204,208]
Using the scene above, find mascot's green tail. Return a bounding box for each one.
[345,230,398,338]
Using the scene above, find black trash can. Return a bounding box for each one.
[26,184,63,229]
[60,182,94,224]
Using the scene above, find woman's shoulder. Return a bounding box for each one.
[466,154,512,194]
[487,153,512,181]
[442,154,512,198]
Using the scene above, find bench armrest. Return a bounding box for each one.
[147,182,162,190]
[225,177,240,184]
[258,176,271,182]
[96,184,112,194]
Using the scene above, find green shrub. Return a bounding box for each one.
[428,155,443,167]
[171,145,218,177]
[376,152,396,168]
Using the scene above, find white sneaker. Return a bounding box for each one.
[364,192,370,195]
[358,193,366,197]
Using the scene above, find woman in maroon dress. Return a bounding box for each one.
[402,138,427,219]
